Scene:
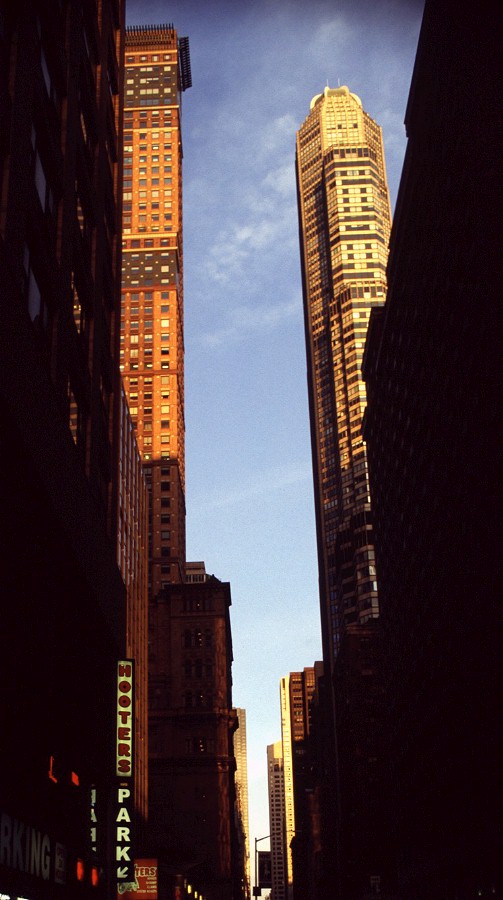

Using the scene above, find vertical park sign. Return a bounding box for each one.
[115,660,135,884]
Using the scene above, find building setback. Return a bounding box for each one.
[362,0,503,896]
[0,1,136,897]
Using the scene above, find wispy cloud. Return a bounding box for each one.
[308,15,355,58]
[191,461,311,511]
[263,162,296,197]
[199,297,301,348]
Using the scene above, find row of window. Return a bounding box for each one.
[183,629,212,649]
[184,659,213,678]
[126,54,174,64]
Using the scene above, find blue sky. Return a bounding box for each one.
[127,0,423,873]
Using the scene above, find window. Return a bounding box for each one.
[24,248,48,331]
[67,380,86,451]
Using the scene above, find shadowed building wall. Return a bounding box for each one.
[362,0,503,895]
[0,0,131,895]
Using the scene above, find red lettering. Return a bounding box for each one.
[118,727,131,740]
[117,743,131,757]
[118,711,131,724]
[118,695,131,708]
[118,680,131,694]
[118,664,132,677]
[118,759,131,773]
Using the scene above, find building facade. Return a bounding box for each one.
[279,677,295,900]
[147,576,238,900]
[118,384,149,820]
[1,1,131,898]
[362,1,503,896]
[287,669,316,900]
[296,85,391,669]
[234,708,251,900]
[295,87,392,897]
[121,24,192,594]
[267,742,286,900]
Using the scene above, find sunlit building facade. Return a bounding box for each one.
[279,676,295,900]
[121,24,192,594]
[267,741,286,900]
[296,87,392,897]
[234,708,251,899]
[288,668,316,900]
[296,86,391,669]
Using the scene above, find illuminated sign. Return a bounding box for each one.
[115,786,134,883]
[117,859,158,898]
[116,661,134,777]
[90,786,98,855]
[258,850,272,888]
[54,842,67,885]
[0,812,53,881]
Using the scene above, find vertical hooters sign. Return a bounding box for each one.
[117,660,134,777]
[116,661,135,883]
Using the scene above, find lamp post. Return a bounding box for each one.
[253,834,270,898]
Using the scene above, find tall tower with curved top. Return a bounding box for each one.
[296,86,391,671]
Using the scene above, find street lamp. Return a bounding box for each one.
[253,834,270,898]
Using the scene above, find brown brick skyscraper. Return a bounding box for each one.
[121,24,191,595]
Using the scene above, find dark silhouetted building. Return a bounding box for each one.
[0,2,142,899]
[363,1,502,896]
